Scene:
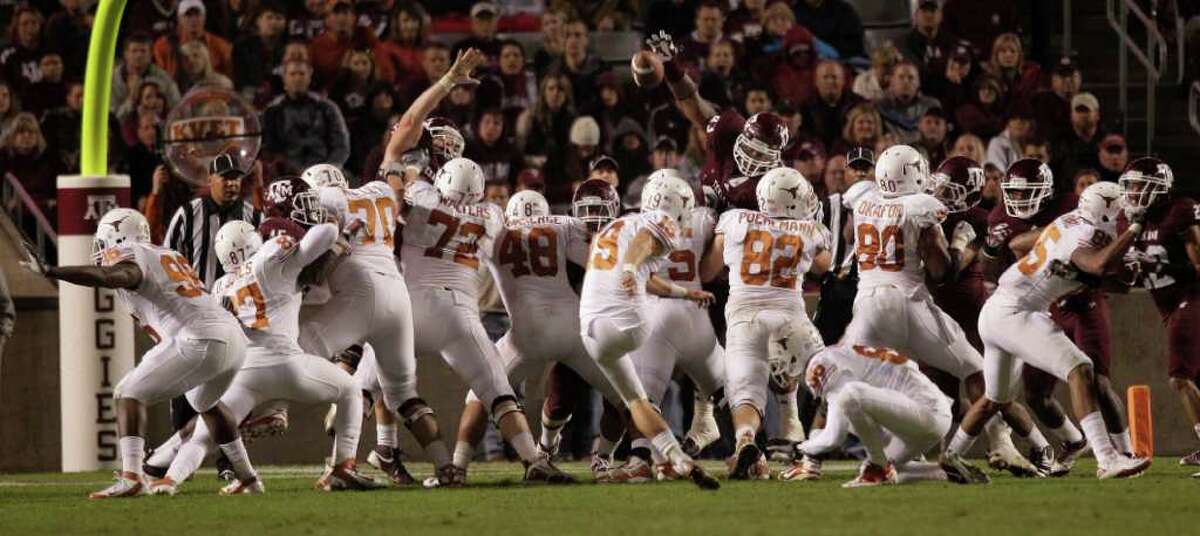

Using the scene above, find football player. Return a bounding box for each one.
[699,167,832,479]
[1117,157,1200,470]
[840,147,1047,477]
[579,172,721,489]
[20,209,258,498]
[644,31,788,210]
[981,159,1129,474]
[402,157,572,484]
[943,182,1152,480]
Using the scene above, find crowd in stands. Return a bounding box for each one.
[0,0,1184,241]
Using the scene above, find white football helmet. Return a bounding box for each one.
[1077,181,1124,229]
[874,145,929,198]
[641,169,694,224]
[301,163,349,189]
[434,157,485,205]
[506,190,550,219]
[92,208,151,264]
[768,318,826,389]
[756,167,820,220]
[215,220,264,273]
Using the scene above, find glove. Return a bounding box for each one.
[950,220,977,251]
[1124,205,1147,225]
[645,30,677,62]
[982,222,1010,256]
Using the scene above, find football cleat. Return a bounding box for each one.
[219,477,265,495]
[148,477,178,496]
[987,441,1040,477]
[780,454,823,481]
[589,453,613,477]
[241,408,288,444]
[728,443,771,480]
[766,438,800,462]
[1178,450,1200,466]
[687,464,721,490]
[654,462,682,481]
[596,457,653,484]
[1097,456,1152,479]
[367,446,417,486]
[423,464,467,488]
[939,454,990,484]
[1028,445,1056,477]
[842,462,897,488]
[316,461,386,491]
[524,457,576,484]
[1050,439,1090,477]
[88,472,147,499]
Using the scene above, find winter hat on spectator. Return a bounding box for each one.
[1007,99,1035,120]
[1054,56,1079,77]
[922,106,948,120]
[950,44,972,64]
[471,2,499,19]
[1100,133,1126,153]
[179,0,205,17]
[570,116,601,146]
[1072,92,1099,113]
[917,1,939,12]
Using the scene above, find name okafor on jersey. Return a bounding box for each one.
[401,180,505,298]
[221,223,338,366]
[491,214,591,326]
[579,210,679,325]
[320,181,399,264]
[98,241,231,340]
[993,210,1111,312]
[852,190,948,292]
[804,344,952,416]
[654,207,717,291]
[717,209,829,313]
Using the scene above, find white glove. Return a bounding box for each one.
[645,30,677,62]
[950,220,977,251]
[985,222,1010,250]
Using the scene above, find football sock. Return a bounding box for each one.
[689,397,715,434]
[509,431,540,462]
[778,390,805,442]
[1110,430,1132,455]
[218,438,257,481]
[452,441,474,468]
[946,427,978,457]
[377,424,398,449]
[1022,426,1051,451]
[593,435,617,457]
[119,436,145,478]
[540,412,568,450]
[1193,424,1200,441]
[166,441,207,484]
[982,415,1014,451]
[1080,412,1117,465]
[651,430,690,469]
[1049,420,1084,444]
[145,432,182,469]
[425,441,451,468]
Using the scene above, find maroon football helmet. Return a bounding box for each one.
[572,178,621,232]
[734,112,788,177]
[264,176,326,227]
[258,217,307,242]
[1120,156,1174,210]
[1001,158,1054,219]
[929,156,984,213]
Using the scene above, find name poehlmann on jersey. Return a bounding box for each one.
[738,211,820,232]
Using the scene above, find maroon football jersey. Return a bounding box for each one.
[932,206,991,347]
[258,217,307,241]
[1119,196,1200,316]
[700,108,760,211]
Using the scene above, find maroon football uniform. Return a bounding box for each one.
[932,206,990,349]
[700,109,757,210]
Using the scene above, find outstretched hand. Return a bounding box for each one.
[645,30,677,62]
[443,48,485,87]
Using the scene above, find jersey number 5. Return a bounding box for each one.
[498,228,559,277]
[1017,225,1062,275]
[225,282,269,329]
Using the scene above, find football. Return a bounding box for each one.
[631,50,664,88]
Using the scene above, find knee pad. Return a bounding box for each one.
[398,397,435,428]
[491,395,524,425]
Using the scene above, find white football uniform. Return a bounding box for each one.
[841,190,983,379]
[400,180,513,409]
[980,210,1104,402]
[100,241,245,412]
[299,180,420,412]
[717,209,828,412]
[161,224,363,482]
[579,210,679,405]
[630,208,726,406]
[801,344,953,464]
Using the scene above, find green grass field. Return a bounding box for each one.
[1,459,1195,535]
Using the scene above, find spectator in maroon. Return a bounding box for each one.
[792,0,866,59]
[516,73,576,169]
[915,106,950,167]
[875,61,940,142]
[924,44,974,118]
[153,0,234,80]
[465,108,522,185]
[803,60,862,149]
[349,84,398,178]
[400,42,451,103]
[679,2,728,70]
[122,114,163,211]
[357,0,397,38]
[610,117,652,182]
[453,3,503,66]
[550,20,610,112]
[0,82,20,134]
[903,1,964,86]
[309,0,382,89]
[725,0,767,43]
[495,40,538,127]
[698,40,748,109]
[1,7,46,94]
[1,112,62,219]
[1054,91,1105,184]
[644,0,703,39]
[984,99,1033,171]
[1033,56,1082,141]
[111,32,181,116]
[1095,133,1129,183]
[377,2,429,88]
[329,49,379,125]
[832,102,882,155]
[515,168,546,194]
[288,0,327,40]
[954,73,1006,139]
[44,0,93,79]
[941,0,1020,59]
[24,53,66,117]
[770,25,819,108]
[985,33,1040,105]
[533,8,569,77]
[233,3,288,100]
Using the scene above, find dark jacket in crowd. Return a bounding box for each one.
[261,91,351,168]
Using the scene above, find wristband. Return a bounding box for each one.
[621,263,638,274]
[379,161,406,179]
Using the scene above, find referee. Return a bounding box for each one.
[156,153,261,480]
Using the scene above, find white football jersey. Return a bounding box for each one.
[221,223,338,366]
[654,207,716,291]
[852,190,947,292]
[993,210,1107,312]
[99,241,232,340]
[401,180,505,299]
[579,210,679,325]
[491,214,591,329]
[717,209,829,313]
[320,181,398,263]
[804,344,951,415]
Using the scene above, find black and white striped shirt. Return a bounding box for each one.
[163,197,262,288]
